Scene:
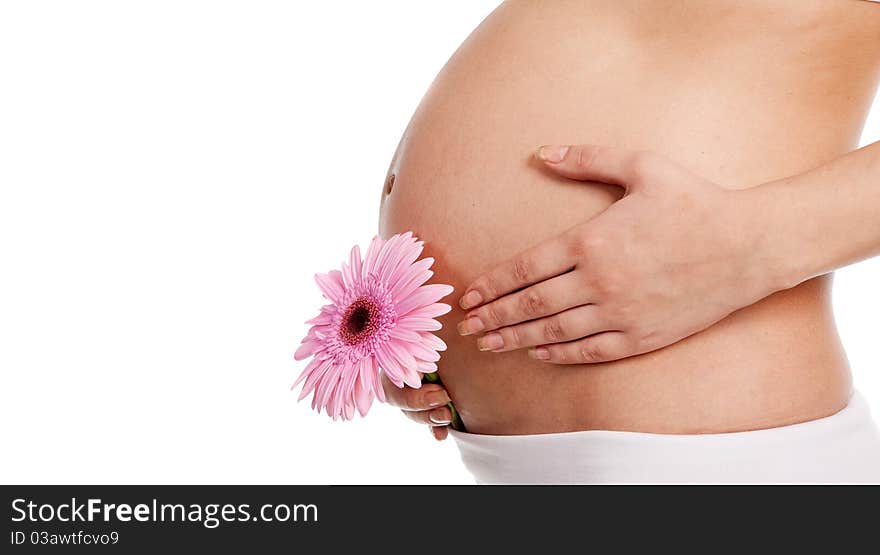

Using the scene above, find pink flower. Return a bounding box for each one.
[293,232,454,420]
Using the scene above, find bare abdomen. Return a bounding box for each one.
[379,0,879,434]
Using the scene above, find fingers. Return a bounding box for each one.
[382,374,450,411]
[459,271,590,335]
[475,304,607,352]
[402,405,452,426]
[535,144,665,190]
[431,426,449,441]
[382,374,452,441]
[459,234,575,311]
[528,331,635,364]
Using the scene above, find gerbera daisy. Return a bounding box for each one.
[293,232,454,420]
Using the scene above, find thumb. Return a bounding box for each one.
[536,144,665,192]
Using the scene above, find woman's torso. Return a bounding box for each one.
[379,0,880,435]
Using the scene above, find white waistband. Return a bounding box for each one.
[450,392,880,484]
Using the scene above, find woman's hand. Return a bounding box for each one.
[456,144,791,364]
[382,373,453,441]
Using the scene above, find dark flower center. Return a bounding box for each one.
[340,297,379,345]
[347,305,371,335]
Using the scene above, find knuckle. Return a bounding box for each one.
[554,346,568,363]
[578,343,604,363]
[482,275,502,300]
[567,236,586,260]
[507,325,522,348]
[575,145,599,169]
[574,233,607,263]
[512,257,530,284]
[413,390,432,410]
[483,303,505,327]
[543,319,565,342]
[583,233,607,254]
[474,277,494,300]
[520,290,545,317]
[594,275,619,298]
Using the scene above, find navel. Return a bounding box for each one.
[384,172,396,195]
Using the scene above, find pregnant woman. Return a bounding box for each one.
[378,0,880,483]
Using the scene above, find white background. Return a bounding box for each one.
[1,1,878,485]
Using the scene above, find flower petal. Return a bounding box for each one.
[326,378,342,418]
[372,233,402,280]
[417,361,438,374]
[293,339,319,361]
[403,366,421,389]
[404,302,452,320]
[374,345,405,388]
[305,309,334,326]
[362,235,385,278]
[390,259,434,300]
[354,360,375,416]
[349,244,362,284]
[340,261,354,290]
[384,236,424,284]
[296,358,332,401]
[405,340,442,362]
[396,317,442,332]
[385,340,417,374]
[384,341,422,389]
[339,357,359,415]
[395,284,454,316]
[314,270,345,304]
[314,360,345,413]
[388,326,423,343]
[419,332,447,351]
[367,356,386,403]
[292,356,322,390]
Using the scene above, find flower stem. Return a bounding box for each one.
[422,372,465,432]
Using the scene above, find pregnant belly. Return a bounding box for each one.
[378,1,875,435]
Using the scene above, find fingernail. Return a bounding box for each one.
[528,347,550,360]
[425,390,451,407]
[459,290,483,310]
[429,413,452,425]
[536,145,569,164]
[478,332,504,351]
[457,316,485,336]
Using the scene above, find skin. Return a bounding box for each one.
[459,142,880,365]
[379,0,880,437]
[457,145,778,363]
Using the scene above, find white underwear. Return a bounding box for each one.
[450,391,880,484]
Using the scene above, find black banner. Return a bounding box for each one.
[1,485,876,552]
